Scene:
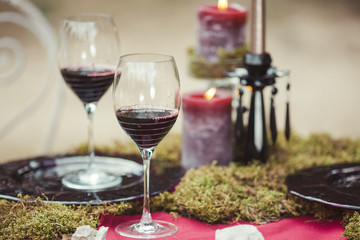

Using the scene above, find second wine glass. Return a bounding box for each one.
[113,53,181,238]
[58,13,121,190]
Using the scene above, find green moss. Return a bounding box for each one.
[187,45,248,79]
[343,211,360,239]
[151,160,299,224]
[0,196,98,240]
[151,133,360,238]
[1,133,360,238]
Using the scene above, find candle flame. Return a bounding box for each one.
[204,88,216,100]
[218,0,228,10]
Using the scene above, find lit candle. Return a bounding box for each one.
[195,0,248,62]
[181,88,233,169]
[250,0,265,54]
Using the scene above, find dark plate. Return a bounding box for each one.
[0,154,185,205]
[286,162,360,209]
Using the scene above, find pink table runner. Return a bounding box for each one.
[100,212,346,240]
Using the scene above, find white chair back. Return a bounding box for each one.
[0,0,65,161]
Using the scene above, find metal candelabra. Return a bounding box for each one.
[228,54,290,163]
[228,0,290,163]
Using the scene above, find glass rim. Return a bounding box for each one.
[61,13,114,22]
[119,53,174,63]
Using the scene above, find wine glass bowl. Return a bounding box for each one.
[113,53,181,238]
[58,13,122,191]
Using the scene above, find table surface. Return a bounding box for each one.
[100,212,345,240]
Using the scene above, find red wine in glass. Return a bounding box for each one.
[116,106,179,149]
[58,13,121,191]
[61,65,114,104]
[113,53,181,238]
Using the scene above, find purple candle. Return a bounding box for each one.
[195,1,248,62]
[181,88,233,169]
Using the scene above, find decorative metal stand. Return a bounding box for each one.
[228,0,290,163]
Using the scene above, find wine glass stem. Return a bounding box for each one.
[140,148,155,225]
[85,103,97,170]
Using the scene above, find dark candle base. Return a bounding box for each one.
[236,53,274,164]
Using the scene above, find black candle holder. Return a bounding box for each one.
[227,52,290,163]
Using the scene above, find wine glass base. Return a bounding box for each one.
[116,220,178,239]
[62,169,122,191]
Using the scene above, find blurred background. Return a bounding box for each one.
[0,0,360,162]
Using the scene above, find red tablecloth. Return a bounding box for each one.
[99,212,346,240]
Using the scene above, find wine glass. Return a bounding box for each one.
[58,13,122,190]
[113,53,181,238]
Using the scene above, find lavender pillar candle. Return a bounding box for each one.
[181,89,233,169]
[195,2,247,62]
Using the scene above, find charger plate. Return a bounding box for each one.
[0,154,185,205]
[286,162,360,210]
